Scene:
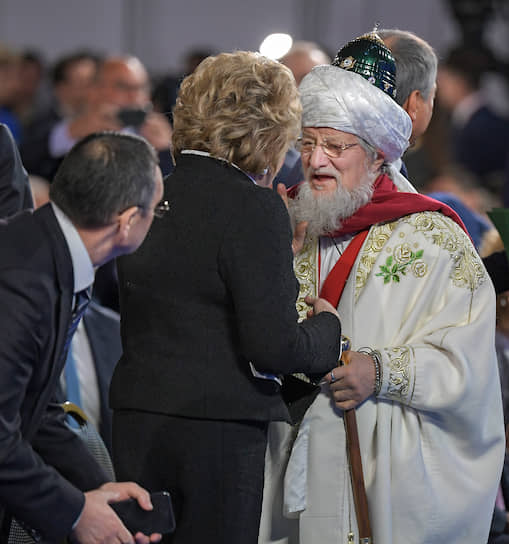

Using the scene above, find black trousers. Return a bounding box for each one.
[113,410,268,544]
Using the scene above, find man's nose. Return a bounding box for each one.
[309,143,329,169]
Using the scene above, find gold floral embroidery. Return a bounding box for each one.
[394,243,413,264]
[356,222,397,297]
[294,235,319,322]
[411,259,427,278]
[409,212,486,291]
[384,345,416,403]
[293,236,319,383]
[355,212,486,298]
[376,246,426,284]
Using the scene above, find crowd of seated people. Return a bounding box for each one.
[0,43,175,187]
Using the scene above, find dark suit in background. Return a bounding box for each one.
[273,147,305,189]
[79,301,122,453]
[111,153,340,543]
[0,123,33,217]
[0,204,108,541]
[19,105,62,182]
[452,105,509,184]
[484,251,509,295]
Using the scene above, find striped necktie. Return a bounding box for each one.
[64,287,91,354]
[62,288,91,426]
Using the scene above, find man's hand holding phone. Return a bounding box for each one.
[70,482,165,544]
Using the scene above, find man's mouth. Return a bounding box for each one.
[311,174,337,190]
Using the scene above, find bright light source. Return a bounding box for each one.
[259,33,293,60]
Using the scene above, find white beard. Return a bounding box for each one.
[289,170,375,238]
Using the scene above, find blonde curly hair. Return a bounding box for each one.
[172,51,302,175]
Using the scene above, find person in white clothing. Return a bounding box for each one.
[259,30,505,544]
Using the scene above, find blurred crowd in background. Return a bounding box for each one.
[1,30,509,228]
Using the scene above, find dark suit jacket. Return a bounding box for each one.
[0,123,33,218]
[273,148,304,189]
[453,105,509,179]
[0,204,108,541]
[19,105,63,182]
[111,153,340,422]
[483,251,509,295]
[82,301,122,453]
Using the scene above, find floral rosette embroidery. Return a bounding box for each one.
[376,244,426,284]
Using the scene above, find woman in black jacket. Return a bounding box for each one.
[111,51,341,544]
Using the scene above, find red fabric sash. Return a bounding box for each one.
[288,173,467,236]
[319,230,369,308]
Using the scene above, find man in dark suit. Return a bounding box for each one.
[0,123,33,217]
[437,45,509,196]
[0,131,164,543]
[20,51,101,182]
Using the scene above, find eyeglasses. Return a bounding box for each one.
[153,200,170,219]
[296,136,358,159]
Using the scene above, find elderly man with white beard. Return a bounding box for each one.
[259,31,505,544]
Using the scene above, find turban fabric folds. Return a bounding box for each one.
[299,65,412,164]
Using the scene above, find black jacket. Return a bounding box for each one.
[111,153,340,422]
[0,123,33,218]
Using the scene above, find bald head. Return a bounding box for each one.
[93,56,150,108]
[281,41,330,85]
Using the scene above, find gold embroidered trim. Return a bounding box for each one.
[355,212,486,298]
[384,345,416,403]
[292,235,319,383]
[409,212,486,292]
[356,222,397,298]
[294,235,319,323]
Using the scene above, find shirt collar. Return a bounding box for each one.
[51,202,95,294]
[180,149,257,184]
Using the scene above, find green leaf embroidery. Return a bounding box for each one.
[375,249,424,284]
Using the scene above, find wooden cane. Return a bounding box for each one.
[341,351,372,543]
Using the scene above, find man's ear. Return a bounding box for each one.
[371,151,385,173]
[116,206,139,242]
[403,89,421,122]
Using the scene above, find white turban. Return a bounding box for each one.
[299,65,412,164]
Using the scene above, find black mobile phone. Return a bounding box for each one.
[110,490,175,535]
[116,107,149,128]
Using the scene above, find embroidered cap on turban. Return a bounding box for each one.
[299,64,412,164]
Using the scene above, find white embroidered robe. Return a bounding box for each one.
[259,211,505,544]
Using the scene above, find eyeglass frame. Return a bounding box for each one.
[153,200,170,219]
[295,135,359,159]
[118,199,170,220]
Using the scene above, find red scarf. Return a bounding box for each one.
[290,173,469,309]
[288,173,467,236]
